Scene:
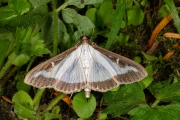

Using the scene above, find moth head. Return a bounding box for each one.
[81,34,89,44]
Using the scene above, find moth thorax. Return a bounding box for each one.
[80,45,91,77]
[84,88,91,98]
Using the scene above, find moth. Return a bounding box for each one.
[24,35,148,98]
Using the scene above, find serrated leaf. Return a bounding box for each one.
[103,83,145,116]
[72,92,96,118]
[12,90,35,119]
[142,51,158,61]
[68,0,103,8]
[12,0,31,15]
[129,104,180,120]
[0,7,17,26]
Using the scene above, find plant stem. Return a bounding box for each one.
[0,66,18,88]
[33,88,45,110]
[56,0,70,12]
[0,52,17,79]
[151,99,160,108]
[44,93,65,112]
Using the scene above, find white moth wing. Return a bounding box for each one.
[86,44,148,92]
[24,44,87,93]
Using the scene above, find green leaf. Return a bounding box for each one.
[40,112,61,120]
[129,104,180,120]
[68,0,103,8]
[139,76,153,89]
[142,51,158,61]
[0,39,11,67]
[72,92,96,118]
[86,8,98,26]
[16,79,31,93]
[51,106,60,114]
[145,65,154,75]
[127,6,144,25]
[62,8,95,33]
[103,83,145,116]
[12,54,30,66]
[105,0,126,49]
[133,56,141,63]
[12,90,35,119]
[0,7,17,26]
[164,0,180,33]
[12,0,31,15]
[149,82,180,102]
[158,4,170,17]
[97,0,114,27]
[28,0,51,8]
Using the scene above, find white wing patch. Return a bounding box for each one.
[87,46,138,82]
[33,45,86,84]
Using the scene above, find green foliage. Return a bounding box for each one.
[129,104,180,120]
[72,92,96,118]
[103,83,145,116]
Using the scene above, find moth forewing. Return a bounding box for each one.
[92,44,148,82]
[24,45,81,91]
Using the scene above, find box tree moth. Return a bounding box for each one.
[24,35,148,98]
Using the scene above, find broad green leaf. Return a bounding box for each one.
[133,56,141,63]
[16,79,31,93]
[142,51,158,61]
[145,65,154,75]
[86,8,98,26]
[98,112,107,120]
[149,82,180,102]
[12,54,30,66]
[62,8,95,33]
[139,76,153,89]
[127,6,144,26]
[72,92,96,118]
[14,102,35,119]
[97,0,113,27]
[68,0,103,8]
[105,0,126,49]
[12,90,35,119]
[158,4,170,17]
[0,7,17,26]
[12,0,31,15]
[103,83,145,116]
[129,104,180,120]
[0,39,11,67]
